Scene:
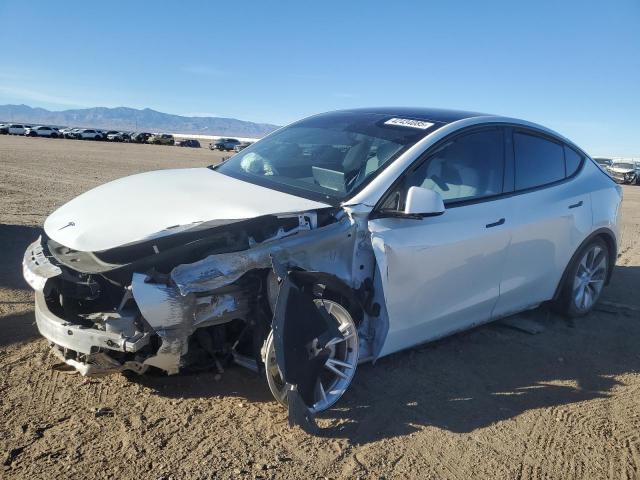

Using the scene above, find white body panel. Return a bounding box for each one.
[44,168,330,252]
[370,198,511,356]
[492,179,592,317]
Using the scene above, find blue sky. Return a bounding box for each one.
[0,0,638,155]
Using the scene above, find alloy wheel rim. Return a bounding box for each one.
[572,245,607,311]
[265,299,359,413]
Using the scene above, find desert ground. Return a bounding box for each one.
[1,134,639,479]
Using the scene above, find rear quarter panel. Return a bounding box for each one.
[587,160,623,250]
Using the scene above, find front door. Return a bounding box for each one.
[368,127,512,356]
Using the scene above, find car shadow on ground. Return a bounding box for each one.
[315,292,640,443]
[132,365,275,405]
[0,224,43,346]
[0,223,42,291]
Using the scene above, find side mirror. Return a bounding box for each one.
[404,186,445,217]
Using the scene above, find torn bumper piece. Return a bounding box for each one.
[34,291,150,355]
[22,237,62,291]
[24,238,150,375]
[34,291,151,375]
[130,272,196,375]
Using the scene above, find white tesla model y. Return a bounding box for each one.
[23,108,621,427]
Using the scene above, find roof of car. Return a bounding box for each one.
[334,107,490,123]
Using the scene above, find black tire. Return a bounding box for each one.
[554,237,609,317]
[51,133,58,138]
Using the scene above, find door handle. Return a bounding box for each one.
[485,218,505,228]
[568,201,583,209]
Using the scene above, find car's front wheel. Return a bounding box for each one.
[556,238,609,317]
[263,299,359,413]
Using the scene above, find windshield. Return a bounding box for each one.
[215,111,437,202]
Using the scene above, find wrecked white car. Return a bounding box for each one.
[23,108,620,426]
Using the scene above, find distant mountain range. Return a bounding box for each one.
[0,104,279,137]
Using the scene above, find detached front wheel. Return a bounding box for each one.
[264,299,358,413]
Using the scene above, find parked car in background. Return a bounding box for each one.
[175,139,201,148]
[0,123,8,134]
[62,128,80,139]
[606,159,640,185]
[593,157,613,169]
[210,138,240,151]
[6,124,26,135]
[103,130,120,141]
[130,132,152,143]
[22,108,621,428]
[234,141,252,152]
[105,131,126,142]
[75,129,104,140]
[148,133,174,145]
[25,126,61,138]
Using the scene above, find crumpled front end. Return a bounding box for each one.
[24,237,155,375]
[23,208,383,383]
[607,165,640,184]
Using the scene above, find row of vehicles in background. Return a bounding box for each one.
[0,122,253,151]
[594,157,640,185]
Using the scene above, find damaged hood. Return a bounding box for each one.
[44,168,330,252]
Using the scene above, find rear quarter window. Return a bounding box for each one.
[514,132,565,190]
[564,145,584,177]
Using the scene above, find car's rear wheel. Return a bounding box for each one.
[263,299,359,413]
[556,238,609,317]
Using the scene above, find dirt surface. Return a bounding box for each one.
[1,135,639,479]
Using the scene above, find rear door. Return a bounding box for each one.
[492,129,591,317]
[369,127,513,356]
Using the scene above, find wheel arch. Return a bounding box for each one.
[552,227,617,301]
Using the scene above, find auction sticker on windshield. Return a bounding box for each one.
[384,118,434,129]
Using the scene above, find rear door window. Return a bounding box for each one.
[514,132,565,190]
